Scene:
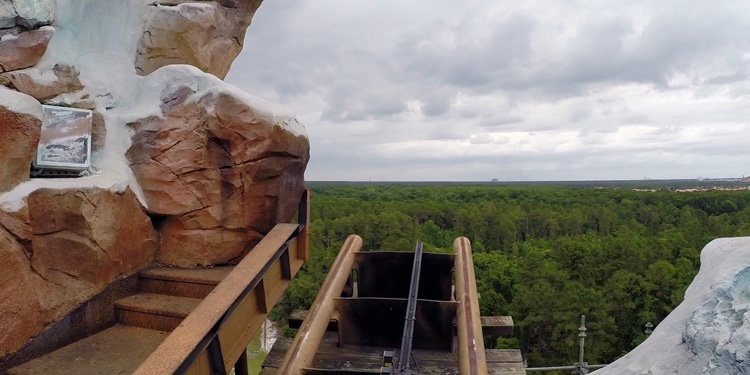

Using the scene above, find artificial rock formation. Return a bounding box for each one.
[28,188,159,285]
[0,187,158,358]
[0,27,54,73]
[128,84,308,267]
[0,226,45,360]
[0,0,55,29]
[135,0,263,79]
[0,0,55,73]
[0,0,308,359]
[0,89,41,193]
[0,63,84,101]
[594,237,750,375]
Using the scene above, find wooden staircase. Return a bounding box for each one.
[8,267,232,374]
[6,190,310,375]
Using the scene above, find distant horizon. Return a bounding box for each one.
[307,175,750,183]
[306,177,750,185]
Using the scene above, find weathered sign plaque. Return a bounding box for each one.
[33,105,92,175]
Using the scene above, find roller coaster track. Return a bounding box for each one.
[267,236,525,375]
[394,241,424,373]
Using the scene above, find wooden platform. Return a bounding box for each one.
[262,333,526,374]
[7,325,168,375]
[288,309,514,337]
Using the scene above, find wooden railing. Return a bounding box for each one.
[134,190,310,375]
[454,237,488,375]
[276,234,363,373]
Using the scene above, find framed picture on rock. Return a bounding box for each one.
[33,105,92,173]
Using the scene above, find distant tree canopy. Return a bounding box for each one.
[275,183,750,367]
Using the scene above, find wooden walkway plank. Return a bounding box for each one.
[263,337,526,374]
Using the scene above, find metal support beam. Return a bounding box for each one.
[396,242,424,373]
[277,235,363,374]
[234,350,249,375]
[280,243,292,279]
[453,237,488,375]
[207,337,226,375]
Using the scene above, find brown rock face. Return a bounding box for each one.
[0,64,84,101]
[135,0,263,79]
[0,207,32,247]
[0,26,54,73]
[0,90,42,193]
[128,87,308,267]
[0,227,45,360]
[27,188,159,285]
[90,111,106,152]
[0,187,158,358]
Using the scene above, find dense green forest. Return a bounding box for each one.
[275,183,750,367]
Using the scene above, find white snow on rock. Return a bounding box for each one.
[209,81,309,139]
[0,0,18,29]
[593,237,750,375]
[12,0,55,28]
[0,86,41,118]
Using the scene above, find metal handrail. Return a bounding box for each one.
[276,234,363,373]
[177,229,300,374]
[134,189,310,375]
[454,237,488,375]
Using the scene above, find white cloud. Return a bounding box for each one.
[226,0,750,181]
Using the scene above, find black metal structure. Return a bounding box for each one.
[394,242,424,374]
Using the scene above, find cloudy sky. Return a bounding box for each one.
[225,0,750,181]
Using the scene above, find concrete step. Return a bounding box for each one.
[7,325,169,375]
[138,266,233,299]
[115,293,202,332]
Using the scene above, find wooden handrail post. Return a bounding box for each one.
[454,237,488,375]
[298,189,311,261]
[277,234,363,373]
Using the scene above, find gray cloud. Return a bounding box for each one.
[226,0,750,181]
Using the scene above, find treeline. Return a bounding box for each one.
[275,183,750,367]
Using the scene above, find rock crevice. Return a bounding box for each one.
[128,85,308,267]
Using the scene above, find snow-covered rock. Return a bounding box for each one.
[0,0,55,29]
[11,0,55,28]
[0,26,54,73]
[0,63,84,101]
[0,0,308,360]
[0,1,16,29]
[0,0,56,72]
[126,69,308,266]
[593,237,750,375]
